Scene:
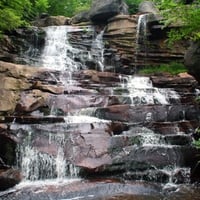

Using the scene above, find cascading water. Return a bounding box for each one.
[135,14,148,67]
[14,124,79,181]
[15,26,108,182]
[91,30,105,71]
[1,18,199,200]
[117,75,192,184]
[120,76,180,105]
[40,26,81,71]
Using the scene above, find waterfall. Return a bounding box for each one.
[1,21,197,199]
[14,124,79,181]
[21,27,42,65]
[91,30,105,71]
[135,14,148,67]
[124,76,180,105]
[40,26,82,71]
[136,14,148,50]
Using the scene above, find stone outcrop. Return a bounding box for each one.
[89,0,129,23]
[103,14,187,74]
[138,1,159,14]
[0,168,22,191]
[0,27,45,64]
[0,2,199,188]
[184,41,200,83]
[32,15,71,27]
[71,11,90,24]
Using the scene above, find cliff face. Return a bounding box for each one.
[103,14,187,74]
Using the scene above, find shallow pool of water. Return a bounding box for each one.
[1,179,200,200]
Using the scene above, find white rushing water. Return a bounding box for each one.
[16,127,79,181]
[121,76,180,105]
[91,30,105,71]
[40,26,80,71]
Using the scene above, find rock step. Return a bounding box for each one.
[106,146,200,172]
[91,104,199,123]
[123,168,190,184]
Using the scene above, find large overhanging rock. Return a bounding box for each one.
[89,0,129,23]
[138,0,159,14]
[0,168,22,191]
[32,15,71,27]
[184,41,200,83]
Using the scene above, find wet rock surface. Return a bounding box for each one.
[0,12,199,192]
[0,59,199,186]
[89,0,129,23]
[0,168,22,191]
[184,41,200,84]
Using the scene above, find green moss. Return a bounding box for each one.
[138,62,187,75]
[193,128,200,148]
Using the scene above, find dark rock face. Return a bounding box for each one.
[0,27,45,64]
[71,11,90,24]
[103,14,187,74]
[184,41,200,83]
[89,0,129,23]
[0,168,22,191]
[138,1,159,14]
[32,15,71,27]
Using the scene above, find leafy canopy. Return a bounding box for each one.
[47,0,92,17]
[153,0,200,44]
[0,0,49,33]
[125,0,143,14]
[0,0,145,34]
[0,0,93,34]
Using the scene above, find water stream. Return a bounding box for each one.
[91,30,105,71]
[1,23,199,199]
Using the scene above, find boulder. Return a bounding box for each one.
[184,41,200,83]
[89,0,129,23]
[0,168,22,191]
[32,16,71,27]
[71,11,90,24]
[16,90,50,113]
[0,90,19,115]
[138,1,159,14]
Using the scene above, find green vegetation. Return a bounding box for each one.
[0,0,49,34]
[153,0,200,45]
[125,0,143,14]
[193,128,200,148]
[47,0,92,17]
[0,0,92,35]
[138,62,187,75]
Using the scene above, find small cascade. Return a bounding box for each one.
[122,125,192,184]
[21,27,43,65]
[40,26,81,71]
[135,14,149,67]
[136,14,148,46]
[15,125,79,181]
[91,30,105,71]
[124,76,180,105]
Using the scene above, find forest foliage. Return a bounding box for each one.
[0,0,92,33]
[153,0,200,44]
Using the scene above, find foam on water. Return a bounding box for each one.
[124,76,180,105]
[64,115,111,124]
